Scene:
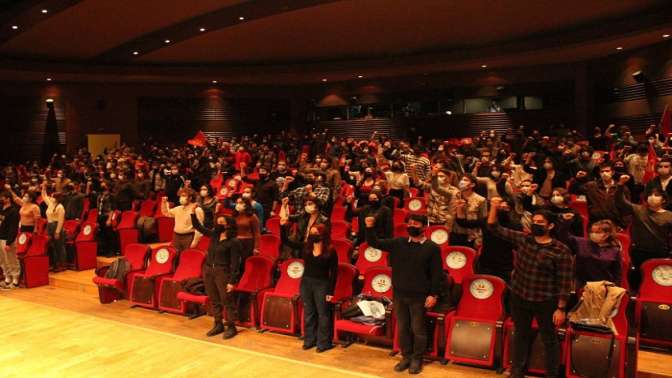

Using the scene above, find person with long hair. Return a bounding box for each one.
[0,191,20,289]
[5,184,41,233]
[280,221,338,352]
[198,184,218,229]
[41,182,67,271]
[279,194,330,258]
[232,196,261,268]
[190,206,241,340]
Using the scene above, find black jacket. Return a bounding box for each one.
[0,204,19,244]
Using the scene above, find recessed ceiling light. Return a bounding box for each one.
[357,75,364,79]
[211,80,218,84]
[199,27,206,32]
[41,9,48,14]
[45,98,54,103]
[616,46,623,50]
[46,77,52,82]
[481,64,488,68]
[664,34,670,39]
[132,51,139,55]
[164,39,171,44]
[321,78,328,82]
[11,25,18,30]
[239,16,245,21]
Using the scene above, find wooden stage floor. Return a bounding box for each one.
[1,269,670,377]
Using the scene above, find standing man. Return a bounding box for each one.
[365,214,442,375]
[0,191,20,289]
[487,197,573,378]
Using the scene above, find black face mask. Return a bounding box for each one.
[531,224,547,237]
[407,226,423,237]
[214,224,226,234]
[369,200,380,208]
[308,234,322,243]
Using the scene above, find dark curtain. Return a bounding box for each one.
[41,101,60,165]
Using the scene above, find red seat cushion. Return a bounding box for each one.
[177,291,209,305]
[334,319,384,336]
[92,276,124,291]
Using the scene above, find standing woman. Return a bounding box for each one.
[5,185,41,232]
[198,185,218,229]
[280,221,338,352]
[190,205,241,339]
[160,188,204,252]
[232,196,261,269]
[41,182,66,271]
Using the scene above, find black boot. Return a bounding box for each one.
[223,325,238,339]
[206,321,224,337]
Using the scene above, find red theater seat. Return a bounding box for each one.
[84,208,98,224]
[635,258,672,349]
[138,199,157,218]
[355,242,389,277]
[265,217,280,237]
[129,246,178,309]
[444,274,507,368]
[93,243,150,303]
[158,249,206,315]
[74,221,98,270]
[116,211,140,253]
[440,245,476,284]
[260,258,304,335]
[503,318,566,376]
[331,206,347,223]
[615,232,632,291]
[566,295,634,378]
[195,235,210,252]
[155,216,175,243]
[393,209,408,226]
[393,223,409,238]
[405,197,427,214]
[228,255,275,328]
[331,220,351,240]
[259,234,280,261]
[332,238,353,264]
[333,266,394,346]
[18,233,49,288]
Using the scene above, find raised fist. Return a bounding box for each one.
[576,171,587,179]
[490,196,503,207]
[561,212,575,221]
[364,216,376,228]
[281,197,289,206]
[618,175,630,186]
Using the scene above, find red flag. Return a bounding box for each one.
[187,131,208,147]
[643,142,658,184]
[660,104,671,137]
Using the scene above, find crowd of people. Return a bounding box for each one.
[1,124,671,375]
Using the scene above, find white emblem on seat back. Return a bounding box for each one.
[652,265,672,287]
[445,251,467,269]
[83,225,92,236]
[287,261,305,279]
[408,199,422,212]
[372,274,392,293]
[18,234,27,245]
[364,247,382,262]
[469,278,494,299]
[431,229,448,245]
[155,248,170,264]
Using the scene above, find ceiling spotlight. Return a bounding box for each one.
[445,110,452,115]
[239,16,245,21]
[663,34,670,39]
[481,64,488,68]
[46,77,52,82]
[357,75,364,79]
[321,78,328,82]
[11,25,18,30]
[132,51,139,55]
[211,80,218,84]
[45,98,54,103]
[164,39,171,44]
[616,46,623,50]
[199,27,206,32]
[41,9,48,14]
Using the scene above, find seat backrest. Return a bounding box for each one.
[394,223,409,238]
[331,206,347,222]
[139,200,157,218]
[36,217,47,235]
[611,293,629,336]
[332,238,353,264]
[26,233,48,256]
[457,274,506,320]
[441,245,476,284]
[331,220,350,239]
[75,221,97,243]
[361,266,393,299]
[63,220,80,238]
[124,243,151,271]
[615,233,631,265]
[266,217,280,237]
[393,209,408,226]
[145,246,178,277]
[274,258,304,296]
[117,211,139,229]
[172,249,206,281]
[639,258,672,302]
[155,217,175,242]
[85,208,98,224]
[426,225,450,247]
[259,234,280,260]
[356,242,389,274]
[195,235,210,252]
[333,263,357,301]
[236,255,275,291]
[16,232,32,254]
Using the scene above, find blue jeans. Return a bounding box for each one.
[300,277,332,349]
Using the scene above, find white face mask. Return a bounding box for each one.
[179,196,188,206]
[600,172,613,181]
[647,195,663,208]
[658,167,671,176]
[543,162,553,170]
[550,196,564,206]
[22,196,30,203]
[520,185,531,195]
[304,205,316,214]
[200,190,209,197]
[171,170,179,175]
[235,203,246,212]
[589,232,606,244]
[242,193,252,199]
[437,176,447,185]
[458,180,471,191]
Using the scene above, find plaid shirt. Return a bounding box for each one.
[490,224,573,302]
[286,185,331,212]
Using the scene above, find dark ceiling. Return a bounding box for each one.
[0,0,670,84]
